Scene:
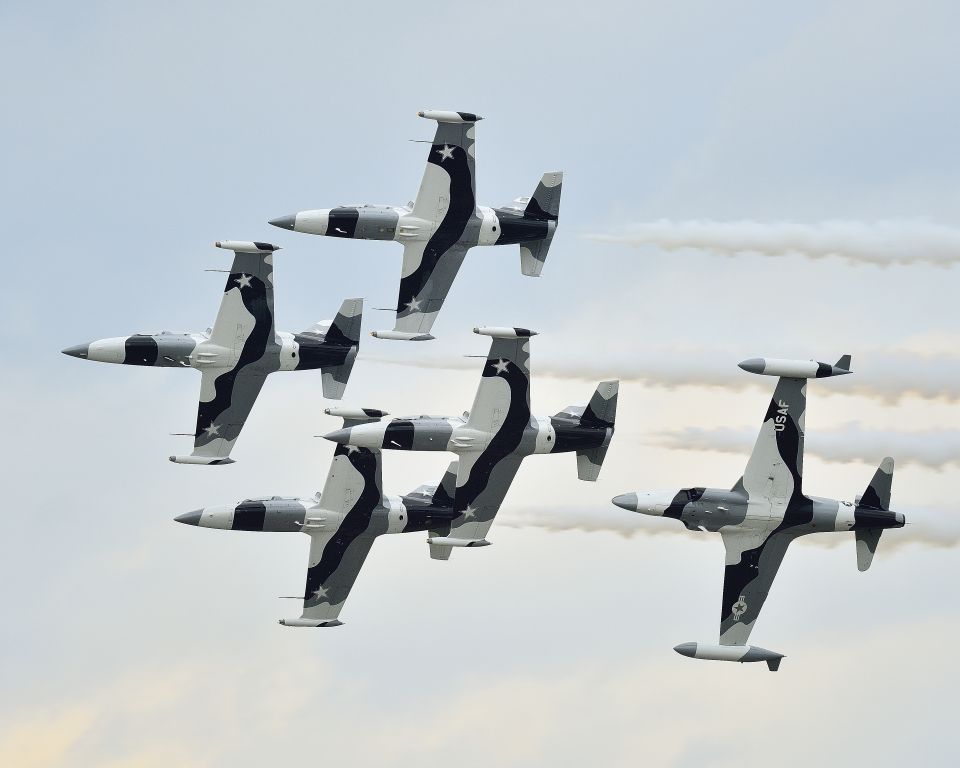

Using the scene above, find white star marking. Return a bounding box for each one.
[462,505,476,519]
[203,423,220,437]
[313,585,329,599]
[492,358,509,374]
[436,144,455,161]
[235,274,252,289]
[405,297,422,312]
[345,444,359,454]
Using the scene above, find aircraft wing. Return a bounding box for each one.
[718,527,798,645]
[288,444,387,625]
[442,451,526,543]
[411,112,478,221]
[174,242,282,464]
[184,366,270,463]
[392,241,470,336]
[738,376,807,506]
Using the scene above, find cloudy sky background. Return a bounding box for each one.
[2,1,958,765]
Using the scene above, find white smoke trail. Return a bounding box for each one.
[590,219,960,266]
[499,505,960,551]
[364,351,960,403]
[651,425,960,470]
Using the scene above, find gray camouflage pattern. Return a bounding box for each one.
[62,241,363,464]
[175,409,460,626]
[269,110,562,339]
[324,328,618,557]
[612,356,905,667]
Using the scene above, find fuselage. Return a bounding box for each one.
[272,203,555,250]
[179,492,458,536]
[62,330,352,373]
[618,487,905,536]
[325,412,612,458]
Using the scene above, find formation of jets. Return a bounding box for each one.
[63,110,908,670]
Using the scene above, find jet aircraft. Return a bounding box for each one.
[612,356,905,670]
[62,241,363,465]
[324,327,618,559]
[269,110,562,340]
[176,407,461,626]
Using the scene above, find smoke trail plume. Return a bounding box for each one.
[652,425,960,470]
[591,219,960,266]
[364,351,960,403]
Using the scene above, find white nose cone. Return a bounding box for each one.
[87,337,127,363]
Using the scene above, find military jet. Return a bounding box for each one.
[612,356,905,671]
[176,407,460,626]
[269,110,562,341]
[62,241,363,465]
[324,327,618,559]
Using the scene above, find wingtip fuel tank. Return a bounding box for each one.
[738,355,852,378]
[674,642,784,671]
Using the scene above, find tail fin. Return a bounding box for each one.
[525,172,562,221]
[318,299,363,400]
[860,457,894,510]
[576,380,618,481]
[325,298,363,346]
[519,172,562,277]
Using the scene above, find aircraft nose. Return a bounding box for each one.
[175,509,204,526]
[268,214,297,231]
[612,492,639,511]
[61,344,89,359]
[323,428,351,445]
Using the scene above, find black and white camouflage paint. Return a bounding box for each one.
[62,241,364,465]
[269,110,562,340]
[612,357,905,669]
[323,328,618,559]
[175,408,459,626]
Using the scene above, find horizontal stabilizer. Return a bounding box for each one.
[674,642,784,671]
[320,347,358,400]
[520,235,554,277]
[855,528,883,571]
[169,454,235,466]
[577,446,609,481]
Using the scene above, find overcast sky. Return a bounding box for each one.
[2,1,958,766]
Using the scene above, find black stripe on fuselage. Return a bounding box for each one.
[381,421,415,450]
[232,501,267,531]
[293,334,349,371]
[124,335,159,366]
[328,208,360,238]
[493,209,549,245]
[550,419,608,454]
